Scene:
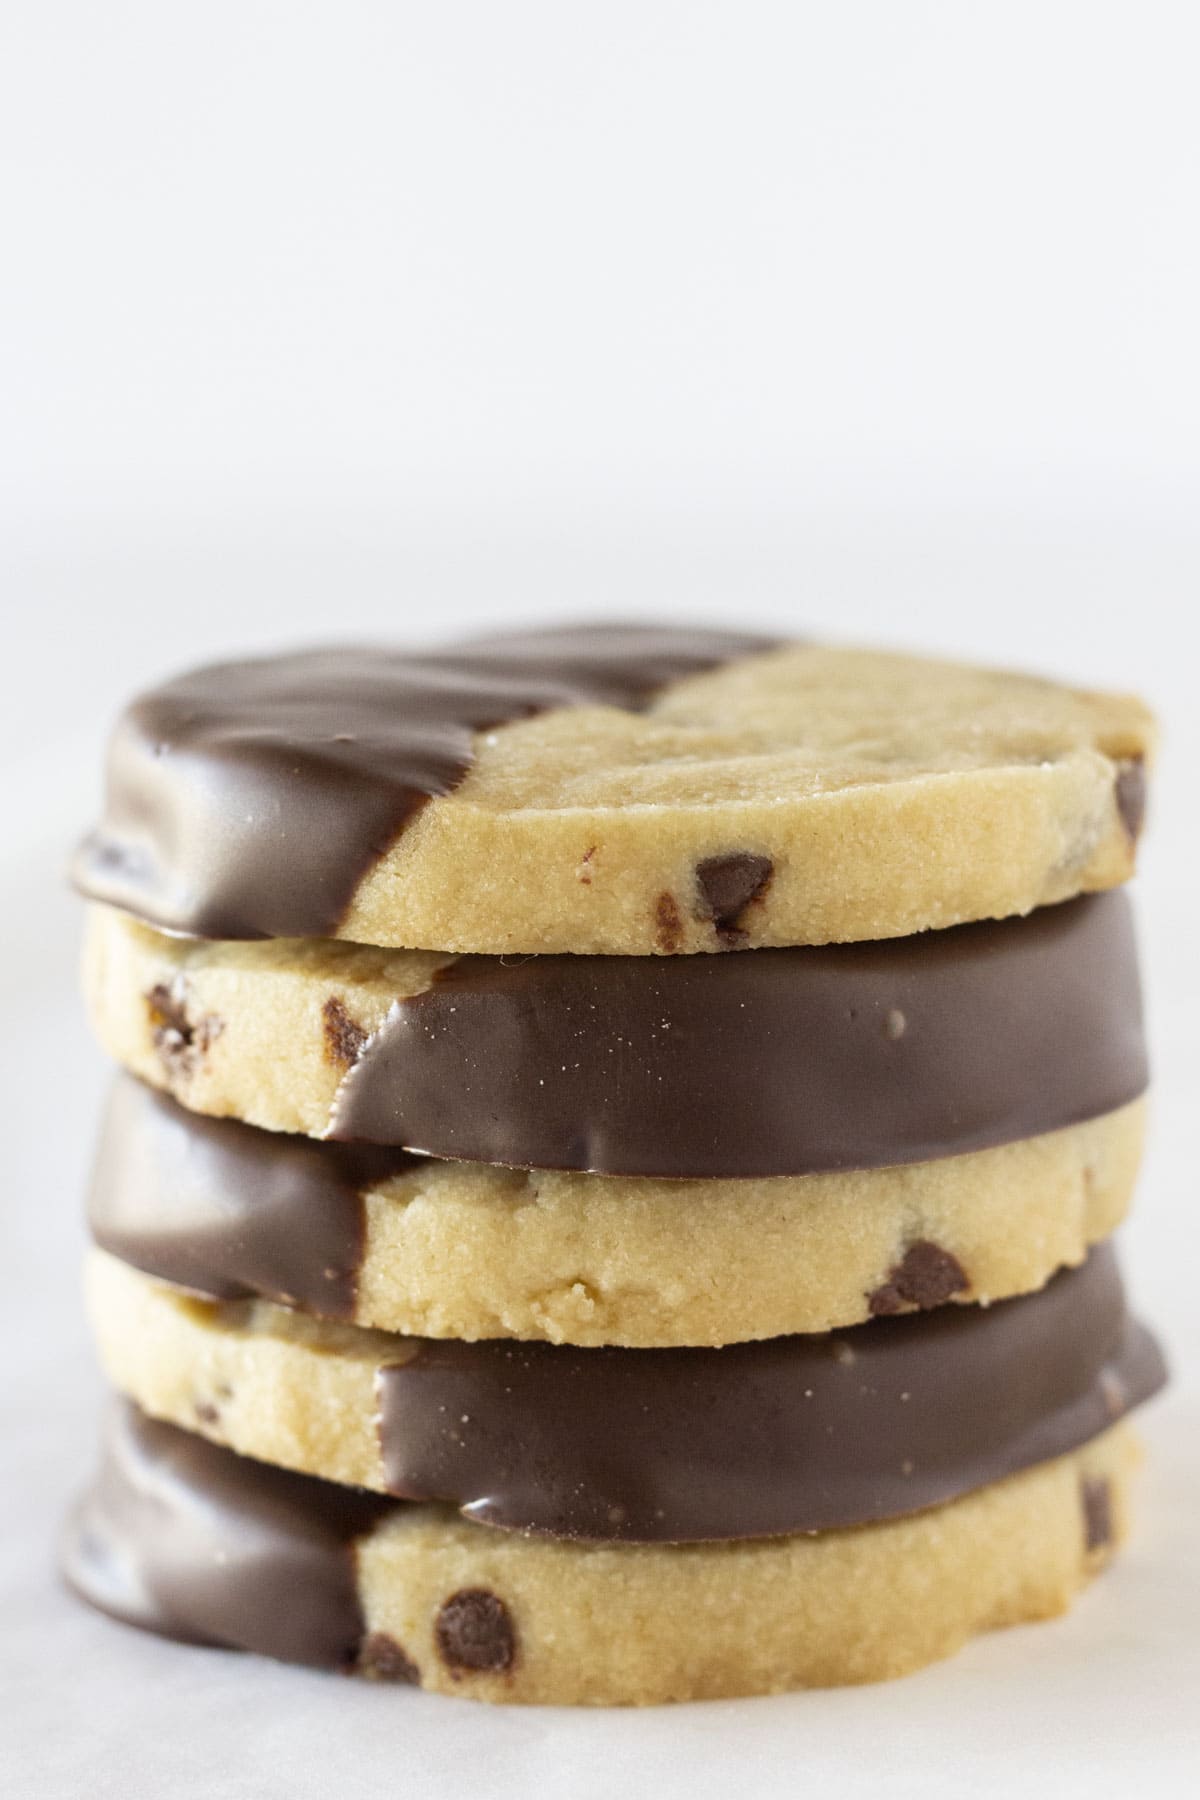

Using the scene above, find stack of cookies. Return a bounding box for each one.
[63,626,1166,1705]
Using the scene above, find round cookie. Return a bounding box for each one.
[85,1247,1164,1540]
[65,1403,1141,1704]
[82,891,1146,1175]
[92,1077,1145,1345]
[72,630,1154,955]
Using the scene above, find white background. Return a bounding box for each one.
[1,4,1197,1796]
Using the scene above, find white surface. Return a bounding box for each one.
[2,2,1199,1793]
[3,3,1200,535]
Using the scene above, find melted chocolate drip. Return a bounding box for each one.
[72,625,778,940]
[61,1402,392,1668]
[329,890,1147,1177]
[373,1243,1164,1539]
[89,1077,414,1316]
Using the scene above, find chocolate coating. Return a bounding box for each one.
[373,1244,1163,1541]
[330,890,1147,1177]
[89,1076,413,1316]
[61,1402,392,1668]
[72,625,777,940]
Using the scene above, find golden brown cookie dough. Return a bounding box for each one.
[92,1077,1143,1344]
[77,640,1155,954]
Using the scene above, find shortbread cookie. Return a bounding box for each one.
[64,1402,1141,1703]
[86,1246,1164,1540]
[92,1077,1144,1345]
[72,628,1154,955]
[82,891,1146,1175]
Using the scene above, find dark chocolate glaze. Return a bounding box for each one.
[330,890,1147,1177]
[373,1243,1164,1539]
[89,1076,415,1317]
[72,625,779,940]
[61,1402,392,1668]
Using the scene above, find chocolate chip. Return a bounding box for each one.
[1082,1476,1113,1551]
[323,996,368,1070]
[1115,758,1146,843]
[895,1241,968,1308]
[358,1631,421,1684]
[694,853,774,942]
[435,1588,516,1674]
[866,1282,905,1317]
[146,982,223,1080]
[193,1400,220,1425]
[654,892,683,954]
[868,1241,969,1317]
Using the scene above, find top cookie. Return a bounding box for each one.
[73,625,1153,955]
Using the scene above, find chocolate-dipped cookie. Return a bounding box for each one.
[73,627,1153,956]
[65,623,1165,1706]
[83,888,1146,1174]
[90,1075,1143,1346]
[85,1245,1163,1539]
[63,1402,1143,1704]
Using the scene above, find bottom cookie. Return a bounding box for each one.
[64,1404,1138,1706]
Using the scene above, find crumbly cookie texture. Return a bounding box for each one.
[101,1099,1142,1345]
[357,1425,1137,1703]
[334,645,1150,952]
